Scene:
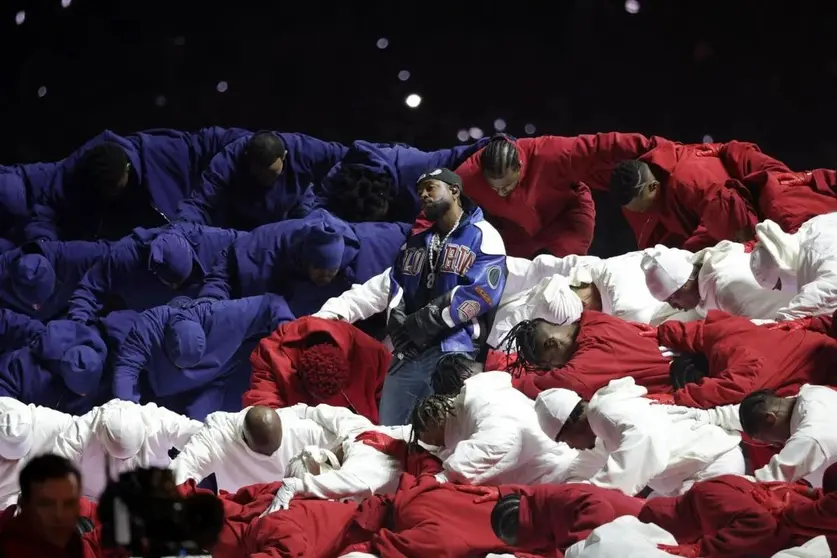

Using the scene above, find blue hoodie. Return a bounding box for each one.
[174,132,348,230]
[312,138,491,223]
[0,240,113,321]
[197,208,411,317]
[0,167,29,246]
[67,225,243,324]
[0,320,109,414]
[0,308,45,352]
[23,127,250,242]
[111,294,294,420]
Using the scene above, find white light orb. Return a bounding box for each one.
[493,118,507,132]
[405,94,422,108]
[625,0,640,14]
[37,86,47,98]
[702,134,714,143]
[456,130,470,142]
[216,81,228,93]
[61,0,72,8]
[397,70,411,81]
[15,11,26,25]
[524,123,537,135]
[469,127,484,140]
[376,38,389,49]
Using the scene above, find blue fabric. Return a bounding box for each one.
[67,224,241,323]
[0,320,109,413]
[0,240,112,321]
[313,139,491,223]
[8,254,55,308]
[0,168,29,245]
[148,234,194,286]
[164,318,206,368]
[378,347,454,426]
[0,239,14,254]
[197,209,410,316]
[300,222,346,270]
[389,207,507,353]
[23,128,249,242]
[174,132,348,230]
[0,308,45,352]
[111,294,293,407]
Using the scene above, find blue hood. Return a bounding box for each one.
[290,209,360,271]
[323,140,398,186]
[31,320,108,395]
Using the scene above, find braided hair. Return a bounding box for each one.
[480,136,521,179]
[327,166,394,222]
[609,160,651,206]
[501,319,542,375]
[408,393,456,452]
[738,389,781,436]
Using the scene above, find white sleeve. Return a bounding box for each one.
[776,249,837,321]
[51,408,99,463]
[170,421,225,485]
[706,404,742,431]
[148,404,204,450]
[288,444,397,500]
[441,418,522,485]
[306,404,373,439]
[588,413,669,496]
[753,434,829,483]
[314,268,391,323]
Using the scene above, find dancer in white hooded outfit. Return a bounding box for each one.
[749,212,837,321]
[533,377,745,496]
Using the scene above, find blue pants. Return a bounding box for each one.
[378,347,473,426]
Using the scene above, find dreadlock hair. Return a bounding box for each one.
[78,143,129,194]
[245,132,286,167]
[610,160,653,206]
[433,353,483,396]
[501,319,543,375]
[297,337,350,398]
[738,389,782,437]
[480,135,521,179]
[408,393,456,451]
[327,165,394,222]
[668,352,710,390]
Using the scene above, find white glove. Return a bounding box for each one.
[664,406,712,430]
[260,482,297,517]
[664,404,742,432]
[312,311,343,321]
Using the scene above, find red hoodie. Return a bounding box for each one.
[244,316,390,423]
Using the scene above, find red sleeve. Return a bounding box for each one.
[681,224,719,252]
[695,486,779,558]
[672,176,757,244]
[555,132,654,191]
[673,346,767,408]
[657,320,706,353]
[566,493,617,546]
[79,497,98,522]
[512,342,615,400]
[718,141,790,178]
[243,332,294,408]
[537,182,595,257]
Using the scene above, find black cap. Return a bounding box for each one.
[416,168,463,189]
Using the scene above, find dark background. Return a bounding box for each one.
[3,0,836,169]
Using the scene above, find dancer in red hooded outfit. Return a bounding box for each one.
[244,316,390,423]
[776,462,837,553]
[455,133,654,258]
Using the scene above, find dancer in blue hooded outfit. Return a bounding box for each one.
[0,309,45,352]
[0,239,113,321]
[195,208,411,318]
[23,127,249,242]
[66,224,243,324]
[110,294,294,420]
[174,131,348,230]
[0,168,29,250]
[311,138,491,223]
[0,320,110,415]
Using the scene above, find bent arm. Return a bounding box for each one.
[754,435,829,483]
[314,267,392,322]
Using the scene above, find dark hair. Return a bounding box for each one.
[245,132,286,167]
[501,319,543,375]
[78,143,129,192]
[739,389,781,436]
[669,352,709,390]
[490,493,521,544]
[610,160,652,206]
[19,454,82,504]
[433,353,483,396]
[327,166,394,222]
[480,136,521,179]
[408,394,456,449]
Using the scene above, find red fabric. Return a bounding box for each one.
[742,434,781,472]
[455,133,653,258]
[0,513,101,558]
[638,475,786,558]
[510,483,643,553]
[656,310,837,407]
[244,317,390,423]
[777,486,837,553]
[630,140,759,251]
[512,311,673,399]
[370,473,518,557]
[356,430,444,477]
[621,208,688,252]
[747,170,837,234]
[485,349,516,372]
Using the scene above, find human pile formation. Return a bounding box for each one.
[1,129,837,557]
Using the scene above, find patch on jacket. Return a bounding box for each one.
[474,286,493,305]
[457,300,481,322]
[487,266,502,289]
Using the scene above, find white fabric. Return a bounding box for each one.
[286,446,341,478]
[0,398,34,460]
[435,372,579,486]
[98,400,148,459]
[504,254,602,295]
[170,404,337,492]
[564,516,678,558]
[752,219,801,288]
[315,267,391,323]
[754,384,837,487]
[283,404,411,502]
[697,240,794,319]
[534,388,583,440]
[664,404,743,432]
[770,536,831,558]
[588,251,672,324]
[641,245,695,301]
[574,377,743,496]
[0,401,76,509]
[775,212,837,321]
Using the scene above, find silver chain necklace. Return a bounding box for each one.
[425,212,462,289]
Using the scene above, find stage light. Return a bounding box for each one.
[37,86,47,98]
[155,95,167,107]
[524,123,536,135]
[493,119,507,132]
[376,38,389,49]
[469,127,484,140]
[61,0,72,8]
[457,130,470,142]
[624,0,640,14]
[216,81,228,93]
[15,11,25,25]
[405,94,422,108]
[398,70,411,81]
[702,134,714,143]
